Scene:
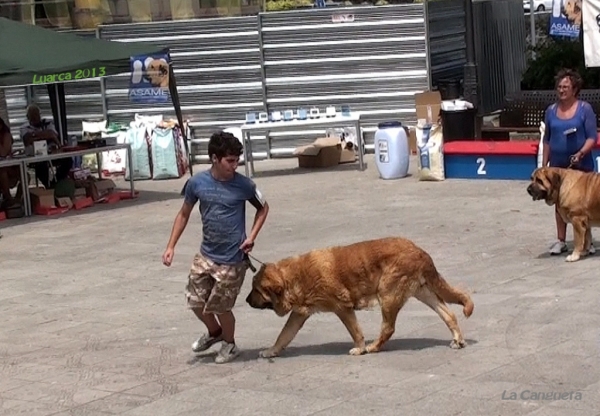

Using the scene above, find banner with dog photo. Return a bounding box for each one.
[549,0,581,38]
[128,53,171,104]
[583,0,600,66]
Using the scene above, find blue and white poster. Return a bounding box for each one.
[129,54,171,104]
[549,0,582,38]
[583,0,600,66]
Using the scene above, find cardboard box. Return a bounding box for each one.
[74,187,87,200]
[29,187,55,208]
[339,147,356,164]
[56,197,73,210]
[294,137,343,168]
[338,140,357,164]
[415,91,442,124]
[408,127,417,155]
[86,179,116,201]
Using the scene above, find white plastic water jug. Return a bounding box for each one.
[374,121,409,179]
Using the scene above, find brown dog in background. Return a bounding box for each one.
[527,166,600,262]
[245,237,474,358]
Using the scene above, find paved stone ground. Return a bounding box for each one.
[1,154,599,416]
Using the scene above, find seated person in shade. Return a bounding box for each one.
[0,116,22,209]
[19,104,68,189]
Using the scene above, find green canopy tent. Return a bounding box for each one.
[0,17,193,176]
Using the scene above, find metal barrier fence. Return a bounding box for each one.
[98,15,267,161]
[255,5,430,160]
[4,3,475,162]
[474,0,527,114]
[426,0,466,87]
[95,4,434,162]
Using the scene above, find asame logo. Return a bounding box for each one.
[129,55,170,103]
[130,56,169,88]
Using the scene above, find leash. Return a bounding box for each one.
[244,252,265,273]
[568,154,580,169]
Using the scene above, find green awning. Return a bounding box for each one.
[0,17,169,87]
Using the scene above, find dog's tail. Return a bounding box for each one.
[430,273,474,318]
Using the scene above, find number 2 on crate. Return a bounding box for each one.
[476,157,487,175]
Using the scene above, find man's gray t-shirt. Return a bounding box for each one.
[184,169,265,265]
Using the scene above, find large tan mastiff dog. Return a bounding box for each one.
[245,237,474,358]
[527,166,600,262]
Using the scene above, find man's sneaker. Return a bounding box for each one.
[549,241,568,255]
[215,341,240,364]
[192,332,222,353]
[589,244,596,255]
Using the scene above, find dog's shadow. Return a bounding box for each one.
[187,337,478,365]
[535,251,565,260]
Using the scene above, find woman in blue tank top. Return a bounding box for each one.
[542,69,598,255]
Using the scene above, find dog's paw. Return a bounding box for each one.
[450,339,466,349]
[349,347,366,356]
[259,348,279,359]
[365,343,382,354]
[566,253,581,262]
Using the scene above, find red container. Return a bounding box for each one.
[118,190,139,200]
[74,197,94,210]
[103,193,121,204]
[35,205,69,216]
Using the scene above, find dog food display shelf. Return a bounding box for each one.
[444,141,538,180]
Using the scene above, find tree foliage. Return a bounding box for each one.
[265,0,313,11]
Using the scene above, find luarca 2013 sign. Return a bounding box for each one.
[32,66,107,84]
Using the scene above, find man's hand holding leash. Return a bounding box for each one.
[240,238,255,254]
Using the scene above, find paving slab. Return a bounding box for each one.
[1,154,599,415]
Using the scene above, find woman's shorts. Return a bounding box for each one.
[185,252,248,315]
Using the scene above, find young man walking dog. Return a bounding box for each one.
[162,131,269,363]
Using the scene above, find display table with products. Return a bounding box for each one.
[20,143,135,217]
[239,114,365,178]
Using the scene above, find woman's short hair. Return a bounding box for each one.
[555,68,584,96]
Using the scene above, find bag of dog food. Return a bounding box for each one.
[151,127,180,180]
[125,124,152,181]
[416,122,445,181]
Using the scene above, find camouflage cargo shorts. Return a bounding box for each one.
[185,252,248,315]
